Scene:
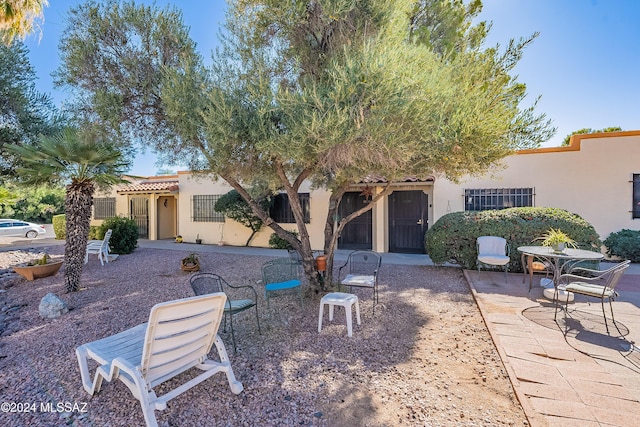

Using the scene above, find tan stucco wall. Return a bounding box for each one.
[433,131,640,240]
[176,172,330,250]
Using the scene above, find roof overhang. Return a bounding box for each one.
[117,181,179,195]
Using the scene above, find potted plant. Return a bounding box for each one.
[180,253,200,272]
[175,235,183,243]
[195,234,202,244]
[13,254,64,281]
[537,228,577,253]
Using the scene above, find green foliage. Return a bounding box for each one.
[0,184,65,222]
[269,231,299,250]
[603,229,640,263]
[55,0,556,289]
[52,214,65,239]
[214,190,272,246]
[425,207,601,270]
[98,216,138,254]
[0,41,63,177]
[536,228,577,249]
[88,225,101,240]
[562,127,622,146]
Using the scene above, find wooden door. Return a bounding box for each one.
[338,192,372,250]
[389,191,428,253]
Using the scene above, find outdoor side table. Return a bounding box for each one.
[318,292,361,337]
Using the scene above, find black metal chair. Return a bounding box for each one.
[338,250,382,314]
[189,272,261,352]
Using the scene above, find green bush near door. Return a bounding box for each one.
[425,207,602,272]
[98,216,138,254]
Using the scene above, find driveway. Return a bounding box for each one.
[0,224,60,249]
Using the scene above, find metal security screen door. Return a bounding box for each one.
[130,197,149,238]
[338,192,372,250]
[389,191,428,253]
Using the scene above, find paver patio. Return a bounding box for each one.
[466,269,640,427]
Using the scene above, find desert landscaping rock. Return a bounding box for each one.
[0,246,527,426]
[38,292,69,319]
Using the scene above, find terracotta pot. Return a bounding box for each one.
[315,255,327,272]
[180,260,200,272]
[13,261,63,281]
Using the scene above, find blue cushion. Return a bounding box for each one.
[265,279,301,292]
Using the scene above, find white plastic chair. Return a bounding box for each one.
[476,236,510,281]
[85,229,112,266]
[76,293,243,427]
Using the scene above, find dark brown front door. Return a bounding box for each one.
[389,190,428,253]
[338,192,372,250]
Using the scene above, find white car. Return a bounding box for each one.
[0,219,46,238]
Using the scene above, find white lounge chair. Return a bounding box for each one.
[76,293,243,427]
[84,229,112,266]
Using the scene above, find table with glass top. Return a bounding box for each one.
[517,246,604,299]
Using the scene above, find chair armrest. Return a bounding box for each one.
[337,261,349,280]
[557,272,606,286]
[224,283,259,301]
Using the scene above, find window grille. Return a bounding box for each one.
[464,188,534,211]
[633,174,640,219]
[93,197,116,220]
[270,193,310,223]
[191,195,224,222]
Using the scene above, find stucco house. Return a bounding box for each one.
[92,130,640,253]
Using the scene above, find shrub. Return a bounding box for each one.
[603,229,640,262]
[268,231,298,250]
[88,226,101,240]
[425,207,601,271]
[52,214,66,239]
[98,216,138,254]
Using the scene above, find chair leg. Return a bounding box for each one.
[318,302,325,333]
[254,305,262,335]
[228,313,237,353]
[608,298,623,336]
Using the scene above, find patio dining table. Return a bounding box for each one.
[517,246,604,289]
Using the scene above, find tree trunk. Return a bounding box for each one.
[64,180,94,293]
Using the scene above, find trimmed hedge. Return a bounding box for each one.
[52,214,66,239]
[98,216,138,254]
[425,207,601,271]
[603,229,640,262]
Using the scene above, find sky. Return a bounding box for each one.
[23,0,640,177]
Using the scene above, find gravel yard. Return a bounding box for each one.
[0,246,527,426]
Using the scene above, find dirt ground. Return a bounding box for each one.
[0,246,528,426]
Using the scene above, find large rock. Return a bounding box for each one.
[39,293,69,319]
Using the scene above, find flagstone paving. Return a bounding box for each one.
[466,270,640,427]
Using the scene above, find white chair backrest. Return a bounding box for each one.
[102,229,112,246]
[605,261,631,291]
[477,236,507,256]
[141,293,226,388]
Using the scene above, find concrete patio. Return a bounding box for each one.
[466,269,640,427]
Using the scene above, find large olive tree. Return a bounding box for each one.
[55,0,555,290]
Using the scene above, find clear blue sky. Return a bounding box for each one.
[24,0,640,176]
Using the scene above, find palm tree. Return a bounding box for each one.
[7,127,128,292]
[0,0,47,44]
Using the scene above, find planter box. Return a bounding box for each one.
[180,261,200,272]
[13,261,63,281]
